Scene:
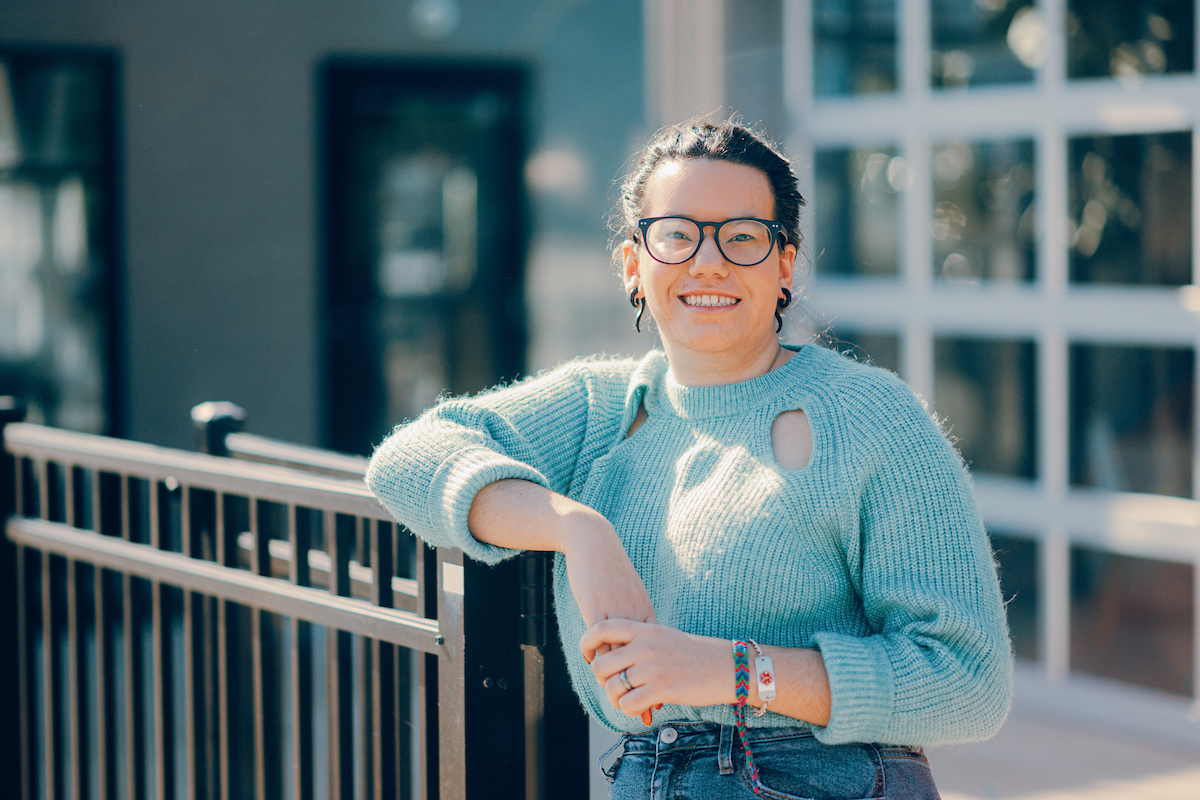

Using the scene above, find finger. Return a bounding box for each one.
[589,647,639,687]
[641,709,653,726]
[579,619,642,657]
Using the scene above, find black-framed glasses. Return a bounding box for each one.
[637,216,785,267]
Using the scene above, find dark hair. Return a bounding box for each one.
[613,119,805,250]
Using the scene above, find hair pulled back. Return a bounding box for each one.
[615,119,805,250]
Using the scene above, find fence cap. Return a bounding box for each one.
[0,396,27,424]
[190,401,247,427]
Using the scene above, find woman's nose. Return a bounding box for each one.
[689,230,729,277]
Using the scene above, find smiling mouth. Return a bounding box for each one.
[681,295,739,308]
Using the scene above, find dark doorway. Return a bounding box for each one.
[321,60,528,455]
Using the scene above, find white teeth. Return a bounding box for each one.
[683,295,736,307]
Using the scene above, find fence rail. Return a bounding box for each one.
[1,416,477,800]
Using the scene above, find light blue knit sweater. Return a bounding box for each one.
[365,344,1013,745]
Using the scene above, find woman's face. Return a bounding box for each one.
[623,158,796,359]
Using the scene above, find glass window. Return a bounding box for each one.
[814,147,905,277]
[814,0,897,96]
[931,0,1041,89]
[1069,132,1191,286]
[1067,0,1195,81]
[0,53,117,434]
[1070,344,1193,498]
[1071,547,1193,696]
[933,139,1036,283]
[828,329,901,376]
[989,532,1038,662]
[935,338,1037,479]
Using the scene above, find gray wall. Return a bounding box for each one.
[0,0,644,448]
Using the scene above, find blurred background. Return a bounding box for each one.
[1,0,1199,797]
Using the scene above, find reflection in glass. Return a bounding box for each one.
[1070,344,1193,498]
[0,55,113,433]
[935,338,1037,479]
[377,157,477,297]
[1071,547,1193,696]
[1067,0,1194,81]
[1069,133,1191,285]
[931,0,1040,88]
[814,147,905,277]
[989,532,1038,662]
[828,329,901,376]
[814,0,897,96]
[933,139,1035,282]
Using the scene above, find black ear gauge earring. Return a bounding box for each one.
[629,287,646,332]
[775,288,793,333]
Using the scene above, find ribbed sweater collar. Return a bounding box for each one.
[657,344,812,419]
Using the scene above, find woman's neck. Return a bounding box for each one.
[663,338,792,387]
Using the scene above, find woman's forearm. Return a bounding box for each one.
[745,644,831,727]
[469,479,657,629]
[466,478,605,553]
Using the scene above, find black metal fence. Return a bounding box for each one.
[1,405,588,800]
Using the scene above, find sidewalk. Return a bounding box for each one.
[928,665,1200,800]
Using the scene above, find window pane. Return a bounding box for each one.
[1071,547,1193,696]
[931,0,1040,89]
[814,0,897,96]
[1070,344,1193,497]
[989,532,1038,662]
[814,147,903,277]
[0,53,116,434]
[1069,132,1191,286]
[935,338,1037,479]
[828,329,901,375]
[1067,0,1194,80]
[933,139,1036,283]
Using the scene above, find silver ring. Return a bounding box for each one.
[619,669,634,693]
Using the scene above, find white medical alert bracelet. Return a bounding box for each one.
[747,639,775,718]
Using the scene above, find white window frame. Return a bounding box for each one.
[785,0,1200,708]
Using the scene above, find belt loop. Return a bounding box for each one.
[598,735,627,784]
[718,725,734,775]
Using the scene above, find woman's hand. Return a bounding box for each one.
[581,620,834,728]
[581,620,731,721]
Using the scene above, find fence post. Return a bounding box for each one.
[190,401,246,457]
[0,397,29,790]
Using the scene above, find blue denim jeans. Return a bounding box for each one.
[599,721,940,800]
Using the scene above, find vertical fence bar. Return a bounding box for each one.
[249,497,265,800]
[414,541,430,800]
[437,548,465,800]
[91,469,107,800]
[216,492,230,800]
[14,455,28,800]
[149,481,165,800]
[372,519,395,800]
[67,555,80,800]
[18,539,29,800]
[121,476,135,800]
[38,460,55,800]
[182,486,196,800]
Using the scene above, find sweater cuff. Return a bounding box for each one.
[810,632,895,745]
[427,446,550,566]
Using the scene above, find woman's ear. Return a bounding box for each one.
[622,238,641,295]
[779,242,797,294]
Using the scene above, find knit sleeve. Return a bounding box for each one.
[364,362,611,565]
[810,376,1013,746]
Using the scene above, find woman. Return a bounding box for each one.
[366,120,1012,799]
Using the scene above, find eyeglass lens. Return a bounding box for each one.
[644,218,774,266]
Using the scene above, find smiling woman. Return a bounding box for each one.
[365,119,1012,800]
